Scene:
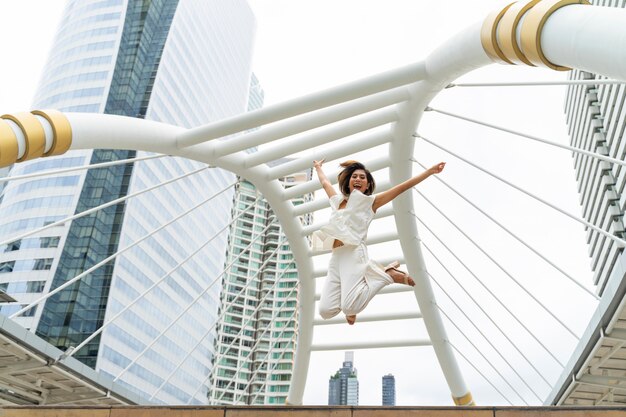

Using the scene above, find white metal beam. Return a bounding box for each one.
[175,62,426,147]
[313,311,422,325]
[266,129,393,181]
[311,339,431,351]
[244,107,399,168]
[215,87,406,158]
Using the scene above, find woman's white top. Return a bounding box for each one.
[313,190,376,250]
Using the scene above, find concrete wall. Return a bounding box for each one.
[1,407,625,417]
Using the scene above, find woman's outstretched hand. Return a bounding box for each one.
[313,159,325,169]
[429,162,446,174]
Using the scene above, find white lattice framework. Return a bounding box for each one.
[2,0,626,406]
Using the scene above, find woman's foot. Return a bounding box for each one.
[346,315,357,325]
[385,261,415,286]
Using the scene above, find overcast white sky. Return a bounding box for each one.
[0,0,601,407]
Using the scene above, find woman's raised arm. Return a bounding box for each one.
[373,162,445,211]
[313,159,337,198]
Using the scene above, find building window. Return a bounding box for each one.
[18,305,37,317]
[4,240,21,252]
[33,259,53,271]
[1,237,60,253]
[0,261,15,273]
[26,281,46,293]
[40,237,60,248]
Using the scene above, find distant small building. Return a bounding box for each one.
[382,374,396,406]
[328,351,359,405]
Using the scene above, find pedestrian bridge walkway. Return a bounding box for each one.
[0,406,623,417]
[2,0,626,407]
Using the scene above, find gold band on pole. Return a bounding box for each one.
[452,391,475,406]
[32,109,73,157]
[0,120,19,167]
[497,0,541,66]
[482,0,591,70]
[1,112,46,162]
[520,0,590,70]
[480,2,516,64]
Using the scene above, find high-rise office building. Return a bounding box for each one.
[0,0,256,404]
[328,351,359,406]
[209,163,312,405]
[382,374,396,406]
[0,167,9,196]
[564,0,626,296]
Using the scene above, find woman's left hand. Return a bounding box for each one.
[430,162,446,174]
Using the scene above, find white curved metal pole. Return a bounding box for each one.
[313,311,422,325]
[5,3,625,405]
[423,242,545,401]
[62,112,317,405]
[448,342,514,406]
[215,87,407,158]
[175,62,426,147]
[382,20,492,404]
[412,192,567,368]
[450,79,626,87]
[243,107,399,168]
[415,214,569,383]
[430,273,531,405]
[540,5,626,80]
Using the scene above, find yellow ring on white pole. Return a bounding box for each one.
[1,112,46,162]
[520,0,590,70]
[480,2,516,64]
[32,109,73,157]
[453,391,475,406]
[0,120,19,167]
[497,0,541,66]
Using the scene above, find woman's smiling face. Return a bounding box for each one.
[349,169,369,193]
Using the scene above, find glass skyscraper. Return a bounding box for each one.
[564,0,626,296]
[209,162,312,405]
[382,374,396,406]
[328,351,359,406]
[0,0,256,404]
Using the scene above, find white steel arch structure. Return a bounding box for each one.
[2,0,626,406]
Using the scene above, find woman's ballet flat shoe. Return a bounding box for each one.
[346,315,356,325]
[384,261,415,286]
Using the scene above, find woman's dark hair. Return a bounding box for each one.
[337,160,375,196]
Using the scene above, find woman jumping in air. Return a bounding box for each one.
[314,159,445,325]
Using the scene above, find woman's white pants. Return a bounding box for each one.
[319,243,393,318]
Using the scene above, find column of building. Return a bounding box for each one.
[328,351,359,406]
[564,0,626,295]
[382,374,396,406]
[210,164,312,405]
[0,0,257,404]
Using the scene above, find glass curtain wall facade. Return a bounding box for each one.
[0,0,128,327]
[0,0,256,405]
[328,351,359,406]
[209,165,312,405]
[382,374,396,406]
[565,0,626,295]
